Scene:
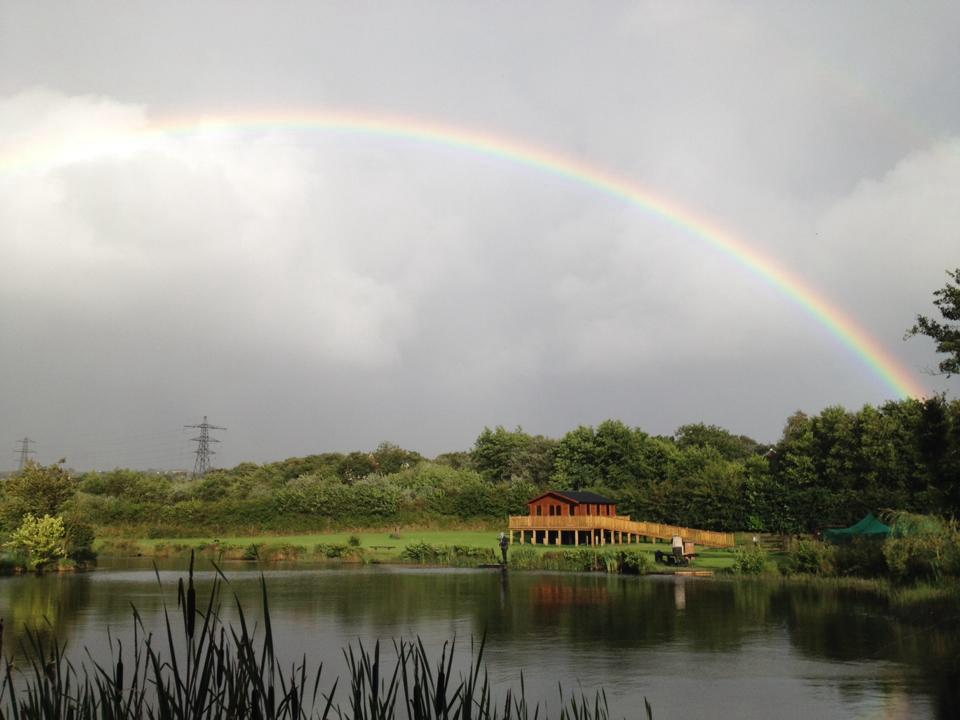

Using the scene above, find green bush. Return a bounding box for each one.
[399,543,496,566]
[400,541,446,564]
[5,513,67,571]
[507,547,540,569]
[881,514,960,584]
[315,543,353,559]
[62,513,96,563]
[348,534,361,547]
[732,544,768,575]
[835,538,887,578]
[784,538,836,576]
[618,549,653,575]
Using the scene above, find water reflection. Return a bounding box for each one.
[0,563,956,719]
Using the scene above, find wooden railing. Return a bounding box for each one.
[507,515,735,548]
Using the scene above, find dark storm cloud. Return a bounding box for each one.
[1,2,959,469]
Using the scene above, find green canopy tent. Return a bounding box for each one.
[823,513,891,543]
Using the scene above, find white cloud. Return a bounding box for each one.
[815,137,960,324]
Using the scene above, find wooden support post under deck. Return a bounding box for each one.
[575,530,579,546]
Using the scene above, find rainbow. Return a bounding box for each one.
[0,108,927,398]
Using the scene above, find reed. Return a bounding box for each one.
[0,554,648,719]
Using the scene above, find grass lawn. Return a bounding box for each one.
[98,528,740,571]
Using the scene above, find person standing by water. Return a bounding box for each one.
[499,532,509,565]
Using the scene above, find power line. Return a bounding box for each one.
[14,437,35,471]
[184,416,226,479]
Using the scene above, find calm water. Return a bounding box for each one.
[1,561,957,719]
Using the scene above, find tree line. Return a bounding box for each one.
[33,394,954,537]
[4,267,958,543]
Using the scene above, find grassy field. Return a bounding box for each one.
[96,528,741,571]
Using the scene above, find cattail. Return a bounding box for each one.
[251,687,262,720]
[186,551,196,640]
[290,681,299,720]
[216,634,225,687]
[115,640,124,691]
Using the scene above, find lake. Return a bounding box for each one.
[1,561,956,719]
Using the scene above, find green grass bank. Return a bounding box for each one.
[95,527,742,573]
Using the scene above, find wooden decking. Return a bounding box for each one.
[508,515,735,548]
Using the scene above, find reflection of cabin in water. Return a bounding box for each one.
[508,490,736,548]
[532,581,609,607]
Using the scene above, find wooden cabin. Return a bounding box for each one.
[527,491,617,518]
[508,490,736,548]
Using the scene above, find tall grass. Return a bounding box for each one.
[0,553,648,719]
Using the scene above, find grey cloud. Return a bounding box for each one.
[1,3,959,469]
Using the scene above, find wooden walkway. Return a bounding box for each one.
[508,515,735,548]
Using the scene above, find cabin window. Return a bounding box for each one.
[570,506,576,516]
[536,506,542,516]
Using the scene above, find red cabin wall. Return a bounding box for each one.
[528,496,574,517]
[526,496,618,518]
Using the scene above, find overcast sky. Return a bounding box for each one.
[2,2,959,471]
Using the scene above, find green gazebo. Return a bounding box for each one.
[823,513,891,543]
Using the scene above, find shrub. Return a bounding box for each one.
[6,513,67,571]
[2,463,77,527]
[732,544,768,575]
[880,514,960,584]
[261,544,307,561]
[348,535,361,547]
[62,513,96,563]
[835,538,887,578]
[401,541,445,564]
[315,544,353,559]
[618,549,653,575]
[507,547,540,569]
[399,543,496,566]
[784,538,836,576]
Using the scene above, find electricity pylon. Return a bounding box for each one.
[185,416,226,478]
[14,437,35,471]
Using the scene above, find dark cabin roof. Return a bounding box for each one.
[528,490,615,505]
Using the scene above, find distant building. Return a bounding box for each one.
[526,490,617,518]
[508,489,735,548]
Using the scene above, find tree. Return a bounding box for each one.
[907,267,960,376]
[552,420,652,490]
[6,514,67,571]
[674,423,767,461]
[471,427,556,484]
[1,461,78,528]
[371,442,423,475]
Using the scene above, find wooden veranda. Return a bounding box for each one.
[507,514,735,548]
